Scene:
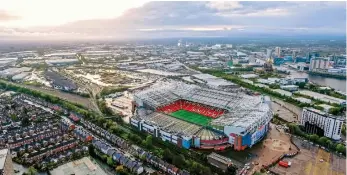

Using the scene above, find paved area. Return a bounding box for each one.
[51,157,108,175]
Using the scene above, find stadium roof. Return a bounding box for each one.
[134,80,272,132]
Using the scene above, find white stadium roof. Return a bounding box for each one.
[134,80,272,131]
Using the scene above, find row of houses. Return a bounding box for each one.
[81,119,190,175]
[129,145,190,175]
[14,94,191,175]
[0,122,61,149]
[11,133,69,155]
[92,139,144,174]
[24,138,79,164]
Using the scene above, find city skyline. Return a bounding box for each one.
[0,1,346,40]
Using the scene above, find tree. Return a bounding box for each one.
[297,82,306,89]
[128,133,142,145]
[116,165,126,174]
[27,166,37,175]
[342,124,346,136]
[329,107,341,115]
[21,117,31,127]
[101,155,108,161]
[308,134,319,142]
[107,156,114,166]
[317,137,329,146]
[144,135,153,149]
[173,154,185,168]
[326,140,333,149]
[163,148,173,163]
[336,144,345,153]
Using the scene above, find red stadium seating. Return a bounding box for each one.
[157,100,225,119]
[200,137,229,145]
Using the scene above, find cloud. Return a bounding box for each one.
[1,1,346,39]
[206,1,243,11]
[217,8,290,17]
[0,10,19,21]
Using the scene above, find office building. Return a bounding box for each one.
[300,108,344,140]
[275,47,281,57]
[0,149,14,175]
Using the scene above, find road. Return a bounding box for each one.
[58,69,103,114]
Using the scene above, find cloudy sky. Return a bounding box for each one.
[0,1,345,40]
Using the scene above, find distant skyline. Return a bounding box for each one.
[0,1,346,40]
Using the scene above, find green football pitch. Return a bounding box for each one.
[170,110,212,126]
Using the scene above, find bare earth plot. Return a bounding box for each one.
[248,123,298,174]
[270,137,346,175]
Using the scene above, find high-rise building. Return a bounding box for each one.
[292,50,297,60]
[0,149,14,175]
[309,58,330,71]
[177,39,182,47]
[275,47,281,57]
[319,58,330,69]
[266,49,273,59]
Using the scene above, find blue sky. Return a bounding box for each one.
[0,1,345,39]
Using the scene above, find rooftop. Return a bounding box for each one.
[297,90,346,104]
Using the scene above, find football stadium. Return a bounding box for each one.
[130,80,273,151]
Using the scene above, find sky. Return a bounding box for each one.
[0,1,346,40]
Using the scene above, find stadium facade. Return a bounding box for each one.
[130,80,272,151]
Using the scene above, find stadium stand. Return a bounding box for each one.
[157,100,225,119]
[132,80,272,151]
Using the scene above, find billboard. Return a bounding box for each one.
[251,124,267,146]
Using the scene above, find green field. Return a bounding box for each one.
[170,110,212,126]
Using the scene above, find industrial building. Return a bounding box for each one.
[45,70,77,91]
[45,59,80,66]
[296,90,346,105]
[300,107,344,140]
[130,80,272,151]
[190,74,238,90]
[280,85,299,92]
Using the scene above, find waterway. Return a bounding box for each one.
[280,66,346,92]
